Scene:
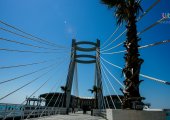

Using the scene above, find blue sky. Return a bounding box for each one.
[0,0,170,109]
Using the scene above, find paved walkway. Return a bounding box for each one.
[29,111,106,120]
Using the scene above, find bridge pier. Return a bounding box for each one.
[65,39,104,111]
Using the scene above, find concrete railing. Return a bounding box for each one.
[92,109,106,118]
[106,109,167,120]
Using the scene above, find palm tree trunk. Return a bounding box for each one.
[122,11,144,109]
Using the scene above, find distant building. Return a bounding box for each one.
[25,97,45,106]
[40,92,123,110]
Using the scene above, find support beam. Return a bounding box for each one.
[96,40,104,109]
[65,39,76,111]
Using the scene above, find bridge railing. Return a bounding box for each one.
[0,103,69,119]
[163,109,170,120]
[0,103,24,119]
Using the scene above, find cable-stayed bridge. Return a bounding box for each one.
[0,0,170,120]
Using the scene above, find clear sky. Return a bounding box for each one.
[0,0,170,109]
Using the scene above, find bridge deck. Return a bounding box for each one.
[28,111,106,120]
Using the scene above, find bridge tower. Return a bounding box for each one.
[64,39,104,111]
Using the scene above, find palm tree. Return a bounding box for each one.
[88,85,101,109]
[101,0,144,109]
[60,86,68,107]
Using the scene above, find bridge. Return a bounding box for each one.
[27,111,106,120]
[0,0,170,120]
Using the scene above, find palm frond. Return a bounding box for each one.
[134,0,143,16]
[61,86,67,92]
[115,7,129,25]
[101,0,126,8]
[88,89,94,93]
[101,0,143,25]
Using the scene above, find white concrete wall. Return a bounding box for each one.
[106,109,166,120]
[92,109,106,118]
